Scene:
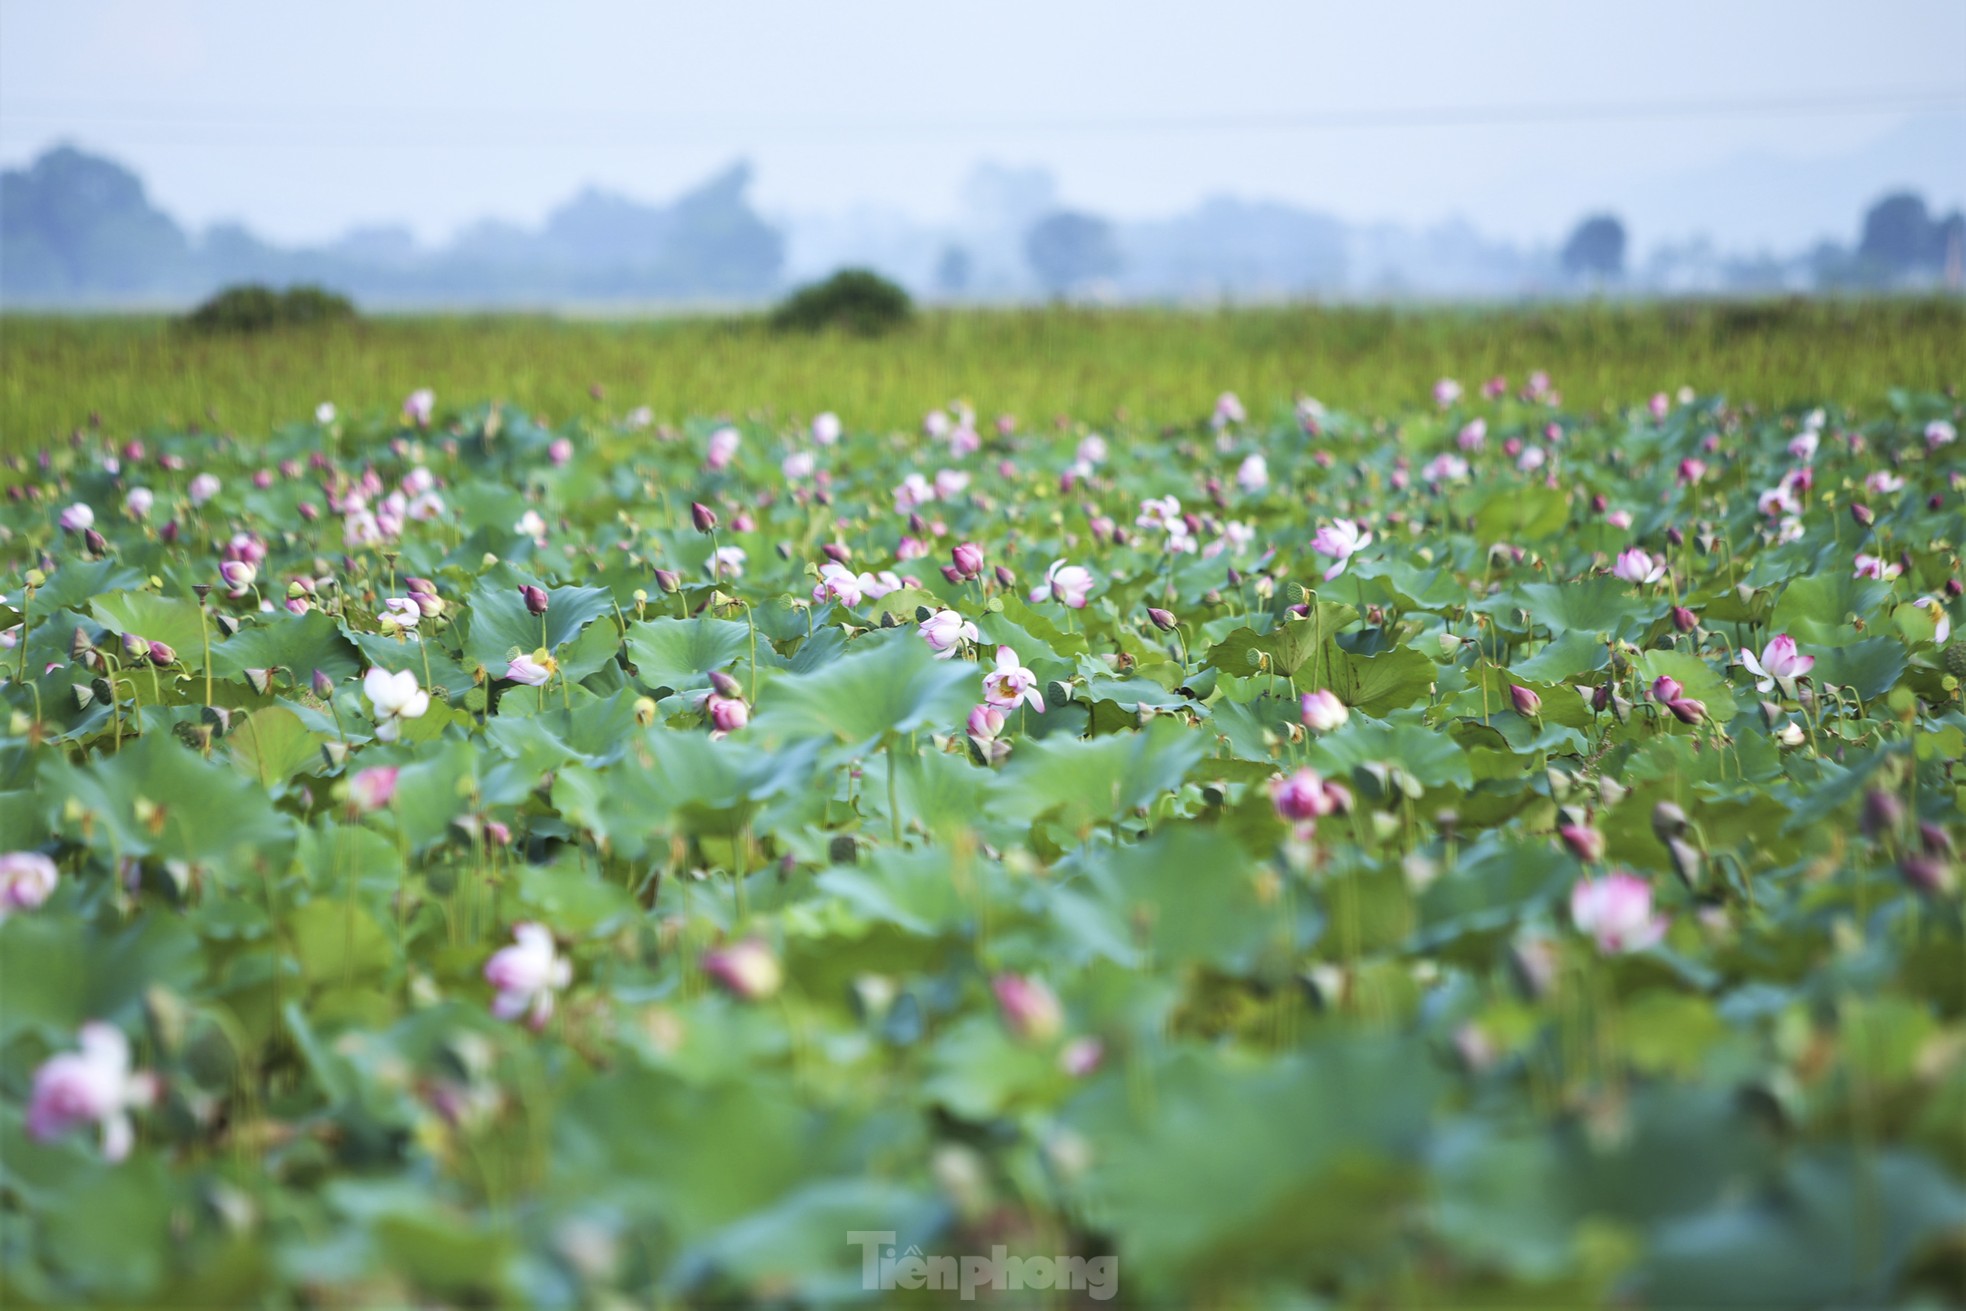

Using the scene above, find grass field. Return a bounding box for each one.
[3,297,1961,449]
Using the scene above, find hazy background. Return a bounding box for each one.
[3,0,1963,306]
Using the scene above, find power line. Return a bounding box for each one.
[1,88,1961,148]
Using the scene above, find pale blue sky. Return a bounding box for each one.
[2,0,1961,250]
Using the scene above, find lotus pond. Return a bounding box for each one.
[1,380,1963,1307]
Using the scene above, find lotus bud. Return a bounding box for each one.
[992,973,1063,1042]
[707,696,749,733]
[1509,684,1541,718]
[1850,502,1874,528]
[822,542,852,565]
[907,512,928,536]
[654,568,682,594]
[1598,777,1628,806]
[1774,721,1806,749]
[1559,824,1606,863]
[1203,589,1222,607]
[994,565,1016,588]
[1591,682,1612,713]
[310,669,334,699]
[1147,607,1178,632]
[1509,936,1560,1001]
[939,564,964,584]
[1920,822,1954,857]
[520,584,549,615]
[951,542,984,578]
[146,640,175,666]
[707,670,742,699]
[1651,675,1682,703]
[1671,605,1698,632]
[1900,855,1955,895]
[1652,801,1688,842]
[633,696,658,727]
[702,938,782,1000]
[83,528,106,556]
[689,501,717,533]
[1860,789,1903,838]
[1667,836,1704,890]
[1666,525,1685,548]
[1667,697,1707,724]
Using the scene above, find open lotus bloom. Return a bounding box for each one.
[28,1022,158,1162]
[1739,634,1813,693]
[363,668,430,741]
[1311,518,1372,580]
[918,608,979,658]
[1570,873,1667,955]
[485,923,572,1028]
[982,646,1044,713]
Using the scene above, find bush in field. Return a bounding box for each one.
[181,283,357,334]
[768,268,913,336]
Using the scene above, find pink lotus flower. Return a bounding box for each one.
[934,469,971,499]
[1212,392,1246,427]
[983,646,1044,713]
[1135,495,1181,531]
[992,973,1063,1042]
[1040,560,1094,609]
[1853,554,1901,581]
[1076,434,1109,465]
[381,596,420,629]
[1311,519,1372,580]
[188,473,222,506]
[1570,873,1667,954]
[1457,419,1486,451]
[967,704,1006,740]
[893,473,935,513]
[1433,378,1462,407]
[1271,767,1341,822]
[706,426,741,470]
[27,1023,158,1161]
[706,693,749,734]
[123,487,154,519]
[782,451,816,481]
[1865,471,1905,495]
[0,851,59,917]
[919,608,979,658]
[1236,453,1269,492]
[1927,420,1957,449]
[403,388,435,426]
[703,938,782,1000]
[363,668,430,742]
[58,504,94,532]
[505,651,555,686]
[1422,454,1469,482]
[812,412,842,446]
[1613,548,1665,585]
[348,766,399,812]
[1299,689,1349,733]
[485,923,572,1028]
[548,437,573,466]
[1740,634,1813,692]
[813,561,864,607]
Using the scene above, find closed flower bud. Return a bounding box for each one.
[1850,502,1874,527]
[1672,605,1698,632]
[147,640,176,667]
[1650,675,1682,703]
[1900,854,1955,895]
[1509,684,1541,717]
[1666,697,1707,724]
[939,565,965,584]
[822,542,853,564]
[1652,801,1688,842]
[653,568,682,594]
[1559,824,1606,863]
[702,938,781,1000]
[121,632,148,661]
[83,528,106,556]
[1146,607,1178,632]
[1861,789,1903,838]
[1774,720,1806,749]
[1667,836,1704,890]
[707,670,743,699]
[690,501,717,533]
[519,584,550,615]
[952,542,984,578]
[1591,682,1612,713]
[994,565,1016,588]
[312,669,335,698]
[707,695,749,733]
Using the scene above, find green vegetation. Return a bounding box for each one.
[179,283,359,335]
[768,266,914,336]
[4,298,1960,449]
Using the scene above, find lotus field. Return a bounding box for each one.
[3,376,1966,1307]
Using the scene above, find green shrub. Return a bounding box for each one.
[182,284,357,334]
[768,268,912,336]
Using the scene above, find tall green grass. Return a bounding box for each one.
[2,299,1960,448]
